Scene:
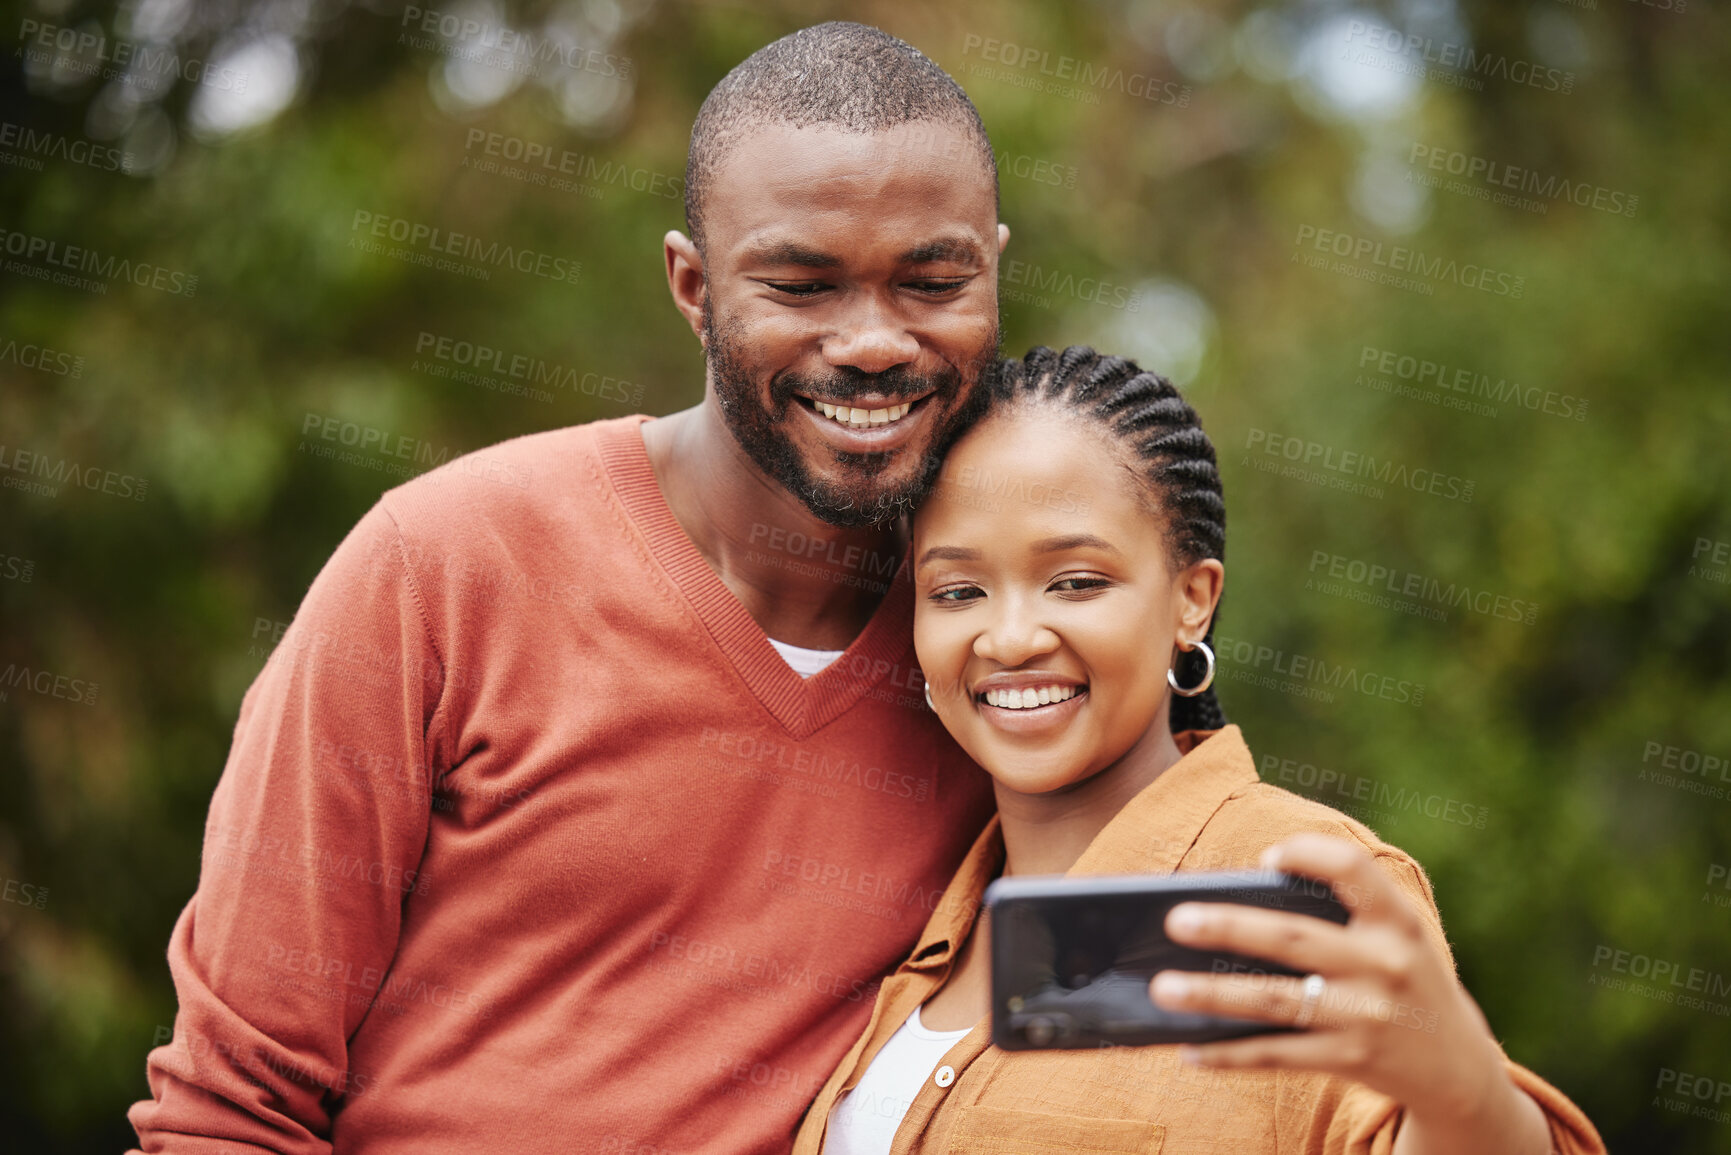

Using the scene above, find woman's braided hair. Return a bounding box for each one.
[990,345,1228,733]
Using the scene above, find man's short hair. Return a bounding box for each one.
[684,21,998,253]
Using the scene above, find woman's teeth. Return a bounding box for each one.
[813,400,914,428]
[983,685,1081,710]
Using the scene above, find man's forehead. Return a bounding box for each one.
[705,121,997,255]
[720,118,985,166]
[710,122,992,203]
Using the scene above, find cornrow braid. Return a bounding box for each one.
[992,345,1228,733]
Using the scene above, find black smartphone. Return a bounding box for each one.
[983,870,1349,1050]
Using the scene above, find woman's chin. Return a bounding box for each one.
[977,755,1094,799]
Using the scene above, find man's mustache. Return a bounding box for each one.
[771,364,959,407]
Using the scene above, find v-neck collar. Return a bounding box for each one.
[595,415,918,739]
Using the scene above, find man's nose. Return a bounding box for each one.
[821,296,920,375]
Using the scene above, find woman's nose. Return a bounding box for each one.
[974,601,1061,666]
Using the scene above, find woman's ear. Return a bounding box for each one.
[1174,558,1225,645]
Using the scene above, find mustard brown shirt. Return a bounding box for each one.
[792,725,1606,1155]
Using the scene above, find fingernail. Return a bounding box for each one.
[1169,905,1202,934]
[1155,973,1190,1000]
[1177,1044,1203,1065]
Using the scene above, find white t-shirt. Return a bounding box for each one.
[821,1004,973,1155]
[768,636,846,678]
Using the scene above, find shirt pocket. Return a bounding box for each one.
[947,1105,1164,1154]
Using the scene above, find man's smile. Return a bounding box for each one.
[791,390,937,446]
[810,398,915,427]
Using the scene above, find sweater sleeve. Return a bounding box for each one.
[127,500,445,1154]
[1289,851,1607,1154]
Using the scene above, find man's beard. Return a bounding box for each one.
[703,299,998,528]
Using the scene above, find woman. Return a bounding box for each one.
[792,346,1604,1154]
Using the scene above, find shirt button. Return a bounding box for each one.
[934,1065,956,1088]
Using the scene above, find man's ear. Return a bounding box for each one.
[664,230,706,344]
[997,223,1011,254]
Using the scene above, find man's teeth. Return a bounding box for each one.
[983,685,1081,710]
[813,400,914,428]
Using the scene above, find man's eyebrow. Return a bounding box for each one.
[900,237,984,265]
[917,544,982,566]
[739,239,842,269]
[1031,533,1121,556]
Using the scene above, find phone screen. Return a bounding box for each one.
[984,870,1348,1050]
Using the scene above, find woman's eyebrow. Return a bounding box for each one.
[1031,533,1121,556]
[917,544,982,566]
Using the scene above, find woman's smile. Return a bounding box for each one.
[974,673,1090,733]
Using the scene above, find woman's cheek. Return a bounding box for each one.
[914,617,967,701]
[1083,622,1172,738]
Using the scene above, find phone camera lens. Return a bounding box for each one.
[1025,1017,1056,1046]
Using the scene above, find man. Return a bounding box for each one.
[130,22,1006,1155]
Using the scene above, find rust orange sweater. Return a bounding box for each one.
[128,415,995,1154]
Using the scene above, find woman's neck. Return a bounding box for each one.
[995,724,1190,878]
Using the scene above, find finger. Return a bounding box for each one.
[1151,969,1312,1026]
[1164,901,1358,977]
[1176,1026,1367,1075]
[1259,833,1417,928]
[1152,970,1374,1030]
[1152,970,1393,1034]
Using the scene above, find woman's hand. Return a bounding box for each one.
[1147,833,1552,1155]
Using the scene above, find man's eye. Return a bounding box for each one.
[907,279,966,295]
[766,281,829,296]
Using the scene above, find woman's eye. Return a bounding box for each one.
[930,585,984,603]
[1051,577,1110,594]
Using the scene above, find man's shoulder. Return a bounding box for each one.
[345,415,652,605]
[378,414,645,537]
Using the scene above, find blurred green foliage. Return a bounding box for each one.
[1,0,1727,1150]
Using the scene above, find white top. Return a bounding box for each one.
[768,636,846,678]
[822,1004,973,1155]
